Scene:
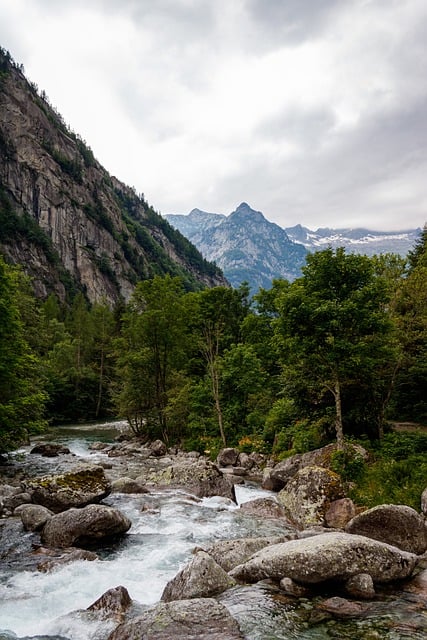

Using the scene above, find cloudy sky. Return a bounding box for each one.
[1,0,426,231]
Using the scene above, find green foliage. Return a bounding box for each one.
[0,257,47,452]
[330,446,366,483]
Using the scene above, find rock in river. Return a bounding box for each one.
[229,531,418,586]
[24,464,111,513]
[107,598,244,639]
[41,503,131,548]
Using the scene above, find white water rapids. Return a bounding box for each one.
[0,424,283,639]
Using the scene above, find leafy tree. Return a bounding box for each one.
[275,248,396,448]
[0,257,47,452]
[114,276,190,441]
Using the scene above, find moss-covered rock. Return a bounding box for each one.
[24,464,111,513]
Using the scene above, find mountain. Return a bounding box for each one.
[0,47,226,304]
[285,225,421,257]
[166,203,307,290]
[166,205,422,292]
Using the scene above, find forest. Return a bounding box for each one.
[0,232,426,508]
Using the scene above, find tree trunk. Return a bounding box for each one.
[334,376,344,450]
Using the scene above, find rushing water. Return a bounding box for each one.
[0,422,426,640]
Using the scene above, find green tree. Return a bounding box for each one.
[115,275,189,441]
[0,257,47,452]
[275,248,396,448]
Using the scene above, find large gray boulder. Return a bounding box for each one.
[24,464,111,513]
[87,585,132,620]
[201,536,292,572]
[229,532,418,585]
[107,598,244,639]
[216,447,239,467]
[143,459,235,501]
[41,504,131,548]
[345,504,427,555]
[277,465,345,528]
[161,550,235,601]
[14,504,53,531]
[239,497,290,521]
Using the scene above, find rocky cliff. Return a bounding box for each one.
[0,48,226,303]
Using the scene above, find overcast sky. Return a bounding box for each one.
[1,0,426,231]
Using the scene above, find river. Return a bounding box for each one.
[0,421,426,640]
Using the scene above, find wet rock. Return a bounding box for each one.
[200,536,292,572]
[107,598,244,639]
[0,483,21,498]
[36,546,98,572]
[267,454,303,490]
[30,443,71,457]
[345,573,375,599]
[325,497,357,529]
[238,452,254,470]
[111,477,148,494]
[216,447,239,467]
[161,550,236,601]
[143,459,236,502]
[279,576,312,597]
[229,532,418,585]
[14,504,53,531]
[239,497,289,520]
[346,504,427,554]
[41,503,131,548]
[421,487,427,516]
[3,491,32,512]
[149,439,167,457]
[277,465,345,528]
[24,464,112,513]
[317,596,370,618]
[87,585,132,620]
[402,568,427,596]
[89,441,111,451]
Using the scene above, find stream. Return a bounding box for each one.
[0,421,426,640]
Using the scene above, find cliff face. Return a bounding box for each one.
[0,49,226,303]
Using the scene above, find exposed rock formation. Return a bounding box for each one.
[0,48,226,303]
[161,550,236,601]
[345,504,427,555]
[229,532,418,586]
[107,598,244,640]
[24,464,111,513]
[41,503,131,548]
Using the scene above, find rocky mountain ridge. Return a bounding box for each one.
[0,47,226,304]
[166,205,421,290]
[166,202,307,290]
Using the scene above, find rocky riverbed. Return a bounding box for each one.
[0,422,426,639]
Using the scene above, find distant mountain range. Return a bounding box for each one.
[165,204,421,291]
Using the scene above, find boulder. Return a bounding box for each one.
[216,447,240,467]
[261,467,284,492]
[267,443,368,491]
[24,464,111,513]
[277,465,345,528]
[325,498,357,529]
[279,576,311,597]
[30,443,71,457]
[36,547,99,572]
[317,596,370,618]
[161,550,235,601]
[41,504,131,548]
[149,439,167,457]
[239,497,290,521]
[344,573,375,599]
[14,504,53,531]
[144,459,235,501]
[87,585,132,620]
[107,598,244,640]
[238,452,254,470]
[229,532,418,586]
[199,536,290,572]
[111,477,148,494]
[3,491,32,512]
[421,487,427,516]
[345,504,427,555]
